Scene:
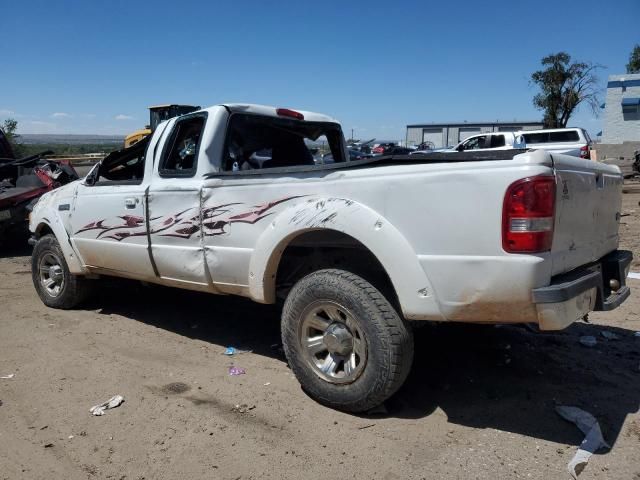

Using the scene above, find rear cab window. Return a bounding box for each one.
[222,114,345,172]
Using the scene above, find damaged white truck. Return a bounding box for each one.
[29,104,632,412]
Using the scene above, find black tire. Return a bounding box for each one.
[281,269,413,412]
[31,234,91,309]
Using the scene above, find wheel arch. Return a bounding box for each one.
[32,219,86,274]
[248,197,442,320]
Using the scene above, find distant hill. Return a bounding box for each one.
[21,134,124,145]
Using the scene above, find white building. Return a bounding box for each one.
[601,73,640,144]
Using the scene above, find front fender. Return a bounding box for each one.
[248,197,443,320]
[30,185,86,275]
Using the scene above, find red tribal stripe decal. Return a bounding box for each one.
[74,196,303,241]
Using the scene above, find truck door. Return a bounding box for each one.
[69,143,154,278]
[147,113,210,288]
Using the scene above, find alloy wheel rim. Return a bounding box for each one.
[39,252,65,297]
[299,301,367,384]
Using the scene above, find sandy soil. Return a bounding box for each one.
[1,194,639,480]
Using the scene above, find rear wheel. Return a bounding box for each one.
[281,269,413,412]
[31,234,91,309]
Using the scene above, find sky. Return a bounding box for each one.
[1,0,639,140]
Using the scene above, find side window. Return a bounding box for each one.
[489,135,506,148]
[88,136,149,186]
[462,135,486,150]
[549,131,579,142]
[159,114,206,177]
[523,132,549,144]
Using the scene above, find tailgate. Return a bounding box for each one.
[550,154,623,275]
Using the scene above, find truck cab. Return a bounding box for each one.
[453,131,525,152]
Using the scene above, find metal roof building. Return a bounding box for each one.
[601,74,640,144]
[406,120,543,148]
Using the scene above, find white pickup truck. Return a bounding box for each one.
[29,104,632,412]
[437,128,592,159]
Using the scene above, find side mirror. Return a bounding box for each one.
[456,144,465,152]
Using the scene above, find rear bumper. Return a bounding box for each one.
[533,250,632,330]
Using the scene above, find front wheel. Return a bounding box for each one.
[281,269,413,412]
[31,234,91,309]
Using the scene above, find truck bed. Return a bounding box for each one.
[205,149,530,177]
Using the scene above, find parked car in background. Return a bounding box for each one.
[322,149,373,163]
[372,142,396,154]
[521,128,593,159]
[418,128,593,160]
[1,151,79,243]
[448,132,526,153]
[382,146,414,155]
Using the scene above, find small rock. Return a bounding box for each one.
[600,331,620,340]
[232,404,256,414]
[44,443,54,448]
[579,336,597,347]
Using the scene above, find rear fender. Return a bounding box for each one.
[248,197,443,320]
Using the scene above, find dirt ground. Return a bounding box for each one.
[1,193,640,480]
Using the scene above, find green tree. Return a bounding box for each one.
[2,118,24,156]
[531,52,602,128]
[627,44,640,74]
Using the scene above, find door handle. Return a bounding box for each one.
[125,197,139,209]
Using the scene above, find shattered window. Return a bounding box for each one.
[93,135,149,185]
[222,114,345,171]
[159,114,206,176]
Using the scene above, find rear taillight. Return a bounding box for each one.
[502,176,556,253]
[580,145,590,159]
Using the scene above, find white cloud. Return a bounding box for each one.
[0,108,15,116]
[115,114,134,121]
[51,112,71,118]
[82,113,97,119]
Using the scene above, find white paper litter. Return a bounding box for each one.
[627,272,640,280]
[555,406,609,479]
[89,395,125,416]
[0,374,15,379]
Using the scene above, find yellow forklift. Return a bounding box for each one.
[124,104,200,148]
